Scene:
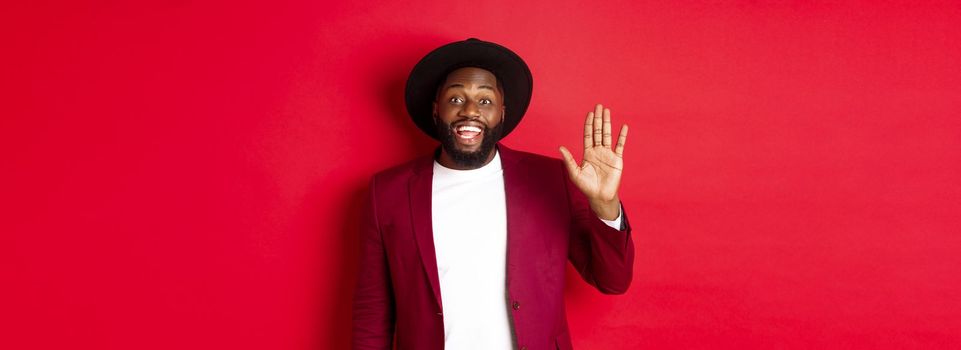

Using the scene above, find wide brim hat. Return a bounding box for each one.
[405,38,533,140]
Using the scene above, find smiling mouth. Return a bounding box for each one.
[453,124,483,143]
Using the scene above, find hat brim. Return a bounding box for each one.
[405,38,533,140]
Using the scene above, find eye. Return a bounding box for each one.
[449,97,464,104]
[479,99,492,105]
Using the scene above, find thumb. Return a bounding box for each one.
[559,146,579,176]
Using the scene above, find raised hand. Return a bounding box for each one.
[558,104,628,220]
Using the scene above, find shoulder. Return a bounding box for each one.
[499,144,564,171]
[369,153,432,188]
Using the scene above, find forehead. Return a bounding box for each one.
[441,67,500,89]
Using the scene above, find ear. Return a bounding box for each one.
[432,101,438,124]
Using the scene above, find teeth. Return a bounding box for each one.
[457,125,482,133]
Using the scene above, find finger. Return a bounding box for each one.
[593,104,603,146]
[559,146,579,175]
[583,111,594,149]
[602,108,612,147]
[614,124,628,156]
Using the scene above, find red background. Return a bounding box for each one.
[3,1,960,349]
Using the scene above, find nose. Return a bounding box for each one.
[459,100,481,118]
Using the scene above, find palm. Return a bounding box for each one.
[559,104,628,202]
[574,144,623,200]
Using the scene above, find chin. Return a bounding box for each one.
[434,117,504,168]
[454,144,483,154]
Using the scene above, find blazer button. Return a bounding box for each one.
[512,301,520,310]
[520,346,527,350]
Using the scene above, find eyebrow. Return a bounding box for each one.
[444,83,496,92]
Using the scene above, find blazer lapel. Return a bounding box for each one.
[498,144,527,289]
[408,154,443,310]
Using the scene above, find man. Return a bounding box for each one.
[353,38,634,350]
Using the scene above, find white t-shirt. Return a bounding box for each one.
[431,150,622,349]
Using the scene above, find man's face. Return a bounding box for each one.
[432,67,506,168]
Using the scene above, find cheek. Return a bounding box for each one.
[436,103,456,114]
[439,109,457,120]
[492,106,505,124]
[435,108,458,125]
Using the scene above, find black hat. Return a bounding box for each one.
[405,38,533,140]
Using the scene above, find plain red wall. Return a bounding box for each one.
[3,1,960,349]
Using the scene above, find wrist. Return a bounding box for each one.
[589,196,620,221]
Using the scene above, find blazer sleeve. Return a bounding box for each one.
[563,166,636,295]
[352,176,396,349]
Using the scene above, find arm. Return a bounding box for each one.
[559,103,635,294]
[352,177,395,349]
[564,171,635,294]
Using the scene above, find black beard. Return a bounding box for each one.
[434,117,504,169]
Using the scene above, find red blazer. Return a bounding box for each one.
[352,144,635,350]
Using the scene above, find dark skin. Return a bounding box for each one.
[433,67,506,169]
[433,67,629,220]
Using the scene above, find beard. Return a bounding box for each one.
[434,116,504,169]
